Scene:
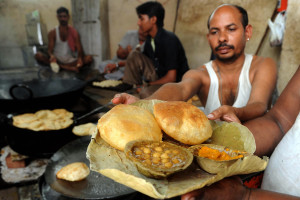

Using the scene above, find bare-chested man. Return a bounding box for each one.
[112,4,277,123]
[35,7,92,73]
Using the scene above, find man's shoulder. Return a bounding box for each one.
[125,30,138,35]
[122,30,138,40]
[160,29,178,39]
[250,55,277,80]
[187,65,209,76]
[183,66,210,85]
[158,29,183,48]
[68,26,79,35]
[251,55,276,70]
[48,28,56,37]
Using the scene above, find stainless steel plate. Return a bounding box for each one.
[44,136,135,199]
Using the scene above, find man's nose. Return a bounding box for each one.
[218,31,228,43]
[137,19,141,26]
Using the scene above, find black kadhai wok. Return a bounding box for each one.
[0,78,86,113]
[3,102,112,158]
[42,136,135,199]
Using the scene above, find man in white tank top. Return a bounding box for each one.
[35,7,92,73]
[112,4,277,123]
[181,66,300,199]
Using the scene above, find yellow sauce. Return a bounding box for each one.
[198,146,243,161]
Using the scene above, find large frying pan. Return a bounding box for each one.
[3,102,112,158]
[43,136,136,199]
[0,78,86,113]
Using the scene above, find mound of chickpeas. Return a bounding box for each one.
[131,141,189,169]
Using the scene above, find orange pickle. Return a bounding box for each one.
[198,146,244,161]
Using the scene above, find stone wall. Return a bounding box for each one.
[277,0,300,93]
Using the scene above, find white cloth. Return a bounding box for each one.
[0,146,49,183]
[204,54,253,115]
[261,112,300,196]
[53,26,77,64]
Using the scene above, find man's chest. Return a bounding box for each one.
[201,73,240,106]
[59,30,68,41]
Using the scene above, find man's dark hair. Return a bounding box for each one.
[207,4,248,29]
[136,1,165,28]
[56,7,69,15]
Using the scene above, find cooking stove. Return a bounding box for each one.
[0,91,110,196]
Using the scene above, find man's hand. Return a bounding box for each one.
[104,63,117,74]
[181,176,249,200]
[207,105,241,123]
[76,57,83,68]
[49,55,57,63]
[111,93,140,105]
[126,45,132,53]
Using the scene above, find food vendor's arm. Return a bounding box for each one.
[111,69,203,104]
[48,29,56,62]
[181,176,300,200]
[244,66,299,157]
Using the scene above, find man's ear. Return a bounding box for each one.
[245,24,253,40]
[150,16,157,25]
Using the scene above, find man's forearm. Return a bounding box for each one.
[149,69,177,85]
[248,188,300,200]
[236,102,267,122]
[146,83,187,101]
[244,114,283,157]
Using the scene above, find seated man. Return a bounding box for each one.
[112,1,189,98]
[181,66,300,199]
[99,28,147,80]
[112,4,277,122]
[35,7,92,73]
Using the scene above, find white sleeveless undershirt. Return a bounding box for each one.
[261,112,300,196]
[204,54,253,115]
[53,26,77,64]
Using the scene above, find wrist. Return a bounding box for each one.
[143,82,151,87]
[243,188,252,200]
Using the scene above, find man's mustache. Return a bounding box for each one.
[215,43,234,51]
[60,20,68,25]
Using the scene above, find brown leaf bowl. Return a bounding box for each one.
[125,140,193,179]
[189,144,249,174]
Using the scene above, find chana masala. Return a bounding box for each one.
[131,141,189,169]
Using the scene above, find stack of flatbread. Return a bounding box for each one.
[12,109,73,131]
[92,80,122,88]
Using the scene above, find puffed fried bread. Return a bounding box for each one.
[97,104,162,151]
[72,123,97,136]
[56,162,90,181]
[153,101,212,145]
